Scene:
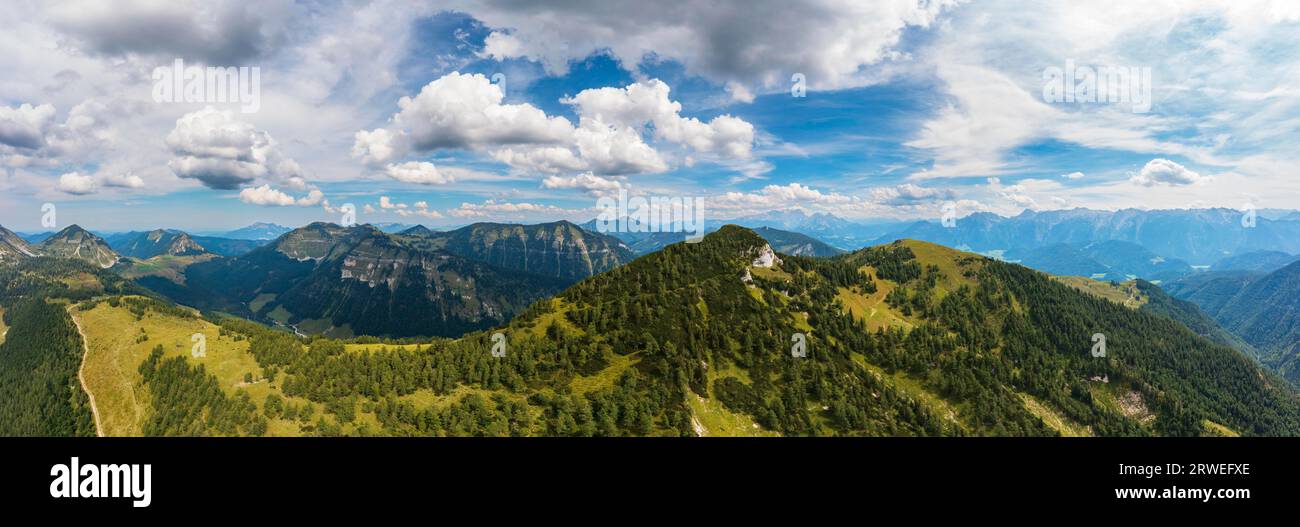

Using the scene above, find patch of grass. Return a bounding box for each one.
[59,272,103,294]
[248,293,276,313]
[519,298,582,338]
[687,390,777,437]
[686,362,778,437]
[897,239,982,299]
[343,342,429,353]
[296,317,333,335]
[852,354,962,431]
[118,254,216,285]
[266,305,292,324]
[1202,420,1239,437]
[835,285,913,331]
[73,297,309,436]
[749,265,792,282]
[400,385,529,414]
[570,352,639,396]
[0,305,7,346]
[1017,392,1091,437]
[1052,276,1146,309]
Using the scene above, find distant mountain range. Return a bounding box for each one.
[1210,250,1300,273]
[750,227,845,257]
[371,222,423,233]
[1006,240,1194,283]
[725,209,904,249]
[578,218,845,257]
[876,208,1300,266]
[133,220,633,338]
[219,222,294,240]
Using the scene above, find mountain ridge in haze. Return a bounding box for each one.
[876,207,1300,265]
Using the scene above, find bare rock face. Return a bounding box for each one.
[751,243,781,268]
[189,222,570,338]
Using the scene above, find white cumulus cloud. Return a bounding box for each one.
[1130,158,1211,187]
[56,171,96,195]
[239,184,324,207]
[167,107,303,190]
[357,72,754,177]
[384,161,453,185]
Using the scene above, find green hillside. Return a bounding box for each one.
[5,227,1300,437]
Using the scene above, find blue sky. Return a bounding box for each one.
[1,0,1298,232]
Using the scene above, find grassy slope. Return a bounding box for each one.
[1018,392,1091,437]
[843,240,1102,435]
[899,243,1248,437]
[343,342,426,353]
[72,298,320,436]
[117,254,217,285]
[0,305,7,346]
[851,354,963,431]
[745,240,987,434]
[64,233,1273,436]
[70,290,672,436]
[1052,276,1147,309]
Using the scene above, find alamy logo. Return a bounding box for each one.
[191,333,206,358]
[594,189,706,243]
[41,203,57,229]
[1241,203,1257,228]
[791,73,806,98]
[1091,333,1107,358]
[491,332,507,358]
[791,333,807,358]
[50,457,152,508]
[152,59,261,113]
[941,201,958,228]
[340,203,357,227]
[1043,59,1151,113]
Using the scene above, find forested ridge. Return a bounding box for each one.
[161,226,1300,436]
[4,228,1299,437]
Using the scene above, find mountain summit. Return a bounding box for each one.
[114,229,208,259]
[37,225,119,268]
[490,226,1300,436]
[222,222,293,240]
